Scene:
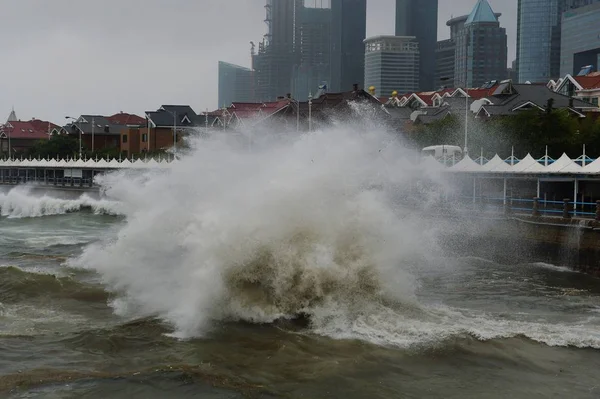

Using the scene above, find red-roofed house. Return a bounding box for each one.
[217,99,292,129]
[554,73,600,109]
[107,112,146,126]
[0,119,60,155]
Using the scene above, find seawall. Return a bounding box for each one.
[438,214,600,277]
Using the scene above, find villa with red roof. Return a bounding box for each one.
[0,110,61,155]
[552,72,600,109]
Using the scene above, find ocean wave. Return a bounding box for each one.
[309,302,600,350]
[0,266,108,304]
[0,186,123,218]
[69,119,600,351]
[529,262,579,274]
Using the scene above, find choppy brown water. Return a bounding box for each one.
[2,213,600,398]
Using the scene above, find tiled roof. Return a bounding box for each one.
[107,112,146,126]
[466,86,499,99]
[65,115,125,136]
[480,83,595,115]
[147,105,201,128]
[574,75,600,90]
[0,120,54,140]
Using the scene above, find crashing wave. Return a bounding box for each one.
[0,186,123,218]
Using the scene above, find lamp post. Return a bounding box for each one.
[161,109,177,156]
[308,92,313,132]
[91,117,95,153]
[296,98,300,132]
[65,116,82,159]
[464,87,469,157]
[441,75,468,157]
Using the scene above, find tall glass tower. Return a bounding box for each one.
[395,0,438,91]
[330,0,367,92]
[516,0,600,83]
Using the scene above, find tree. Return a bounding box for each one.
[26,135,79,159]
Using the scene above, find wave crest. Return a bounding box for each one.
[0,186,122,218]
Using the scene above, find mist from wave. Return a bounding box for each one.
[68,112,600,350]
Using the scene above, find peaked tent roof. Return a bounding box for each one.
[512,154,545,172]
[482,154,512,172]
[545,153,582,173]
[449,155,483,172]
[465,0,498,25]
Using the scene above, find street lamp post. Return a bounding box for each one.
[65,116,82,159]
[308,92,313,132]
[440,75,468,157]
[296,98,300,132]
[162,109,177,156]
[91,117,95,153]
[464,87,469,157]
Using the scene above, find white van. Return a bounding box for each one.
[421,145,463,159]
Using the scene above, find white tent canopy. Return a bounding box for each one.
[449,155,483,172]
[0,152,599,177]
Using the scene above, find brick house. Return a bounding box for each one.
[137,105,203,153]
[62,112,146,155]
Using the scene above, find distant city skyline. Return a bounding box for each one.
[0,0,518,123]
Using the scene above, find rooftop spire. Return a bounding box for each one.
[465,0,498,25]
[7,107,17,122]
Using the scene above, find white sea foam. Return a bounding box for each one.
[70,115,600,349]
[0,186,122,218]
[530,262,579,274]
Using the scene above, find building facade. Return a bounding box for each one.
[364,36,420,98]
[218,62,255,108]
[253,0,301,102]
[330,0,367,92]
[395,0,438,91]
[517,0,600,83]
[454,0,507,88]
[292,4,332,101]
[252,0,366,101]
[435,39,455,90]
[560,2,600,76]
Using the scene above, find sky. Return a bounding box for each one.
[0,0,517,124]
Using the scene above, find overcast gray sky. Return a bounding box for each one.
[0,0,516,124]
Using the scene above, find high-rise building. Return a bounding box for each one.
[395,0,438,91]
[516,0,600,83]
[434,15,468,90]
[292,4,332,100]
[364,36,420,98]
[218,62,255,108]
[435,39,455,90]
[253,0,366,101]
[454,0,507,88]
[253,0,301,102]
[330,0,367,92]
[436,10,504,89]
[560,2,600,76]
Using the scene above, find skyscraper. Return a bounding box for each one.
[364,36,420,97]
[218,62,255,108]
[292,4,332,100]
[454,0,507,88]
[561,2,600,76]
[395,0,438,91]
[516,0,600,83]
[330,0,367,92]
[253,0,301,102]
[253,0,365,101]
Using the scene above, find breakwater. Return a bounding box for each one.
[438,213,600,277]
